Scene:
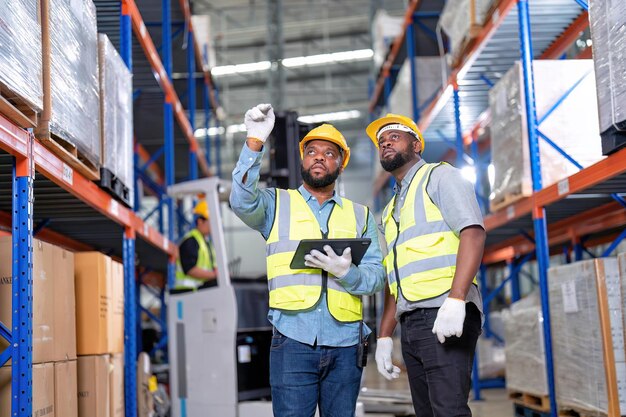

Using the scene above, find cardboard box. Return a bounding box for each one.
[78,355,110,417]
[75,252,123,355]
[548,259,626,414]
[110,261,124,354]
[53,245,77,361]
[0,362,55,417]
[0,237,55,364]
[110,354,125,417]
[55,360,78,417]
[137,352,154,417]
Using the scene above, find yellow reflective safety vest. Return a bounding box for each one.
[175,229,216,290]
[382,162,477,302]
[266,189,368,323]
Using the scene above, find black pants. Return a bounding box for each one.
[400,303,481,417]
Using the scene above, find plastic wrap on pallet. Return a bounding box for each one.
[372,10,403,69]
[488,60,603,211]
[477,336,506,379]
[503,304,548,396]
[589,0,626,134]
[548,259,626,414]
[0,1,43,112]
[48,0,100,167]
[98,34,134,206]
[388,57,442,115]
[440,0,494,63]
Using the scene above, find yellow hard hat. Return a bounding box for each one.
[366,113,425,150]
[193,200,209,219]
[299,124,351,169]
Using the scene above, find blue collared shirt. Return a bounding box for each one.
[230,143,385,346]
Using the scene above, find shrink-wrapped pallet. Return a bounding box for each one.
[548,259,626,415]
[38,0,101,171]
[503,304,548,396]
[388,57,442,115]
[489,60,603,211]
[0,1,43,125]
[98,34,134,206]
[372,10,403,69]
[440,0,494,64]
[589,0,626,154]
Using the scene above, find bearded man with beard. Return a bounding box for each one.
[230,104,385,417]
[368,114,485,417]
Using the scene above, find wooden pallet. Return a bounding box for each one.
[558,407,609,417]
[0,81,39,129]
[35,125,100,181]
[490,190,530,213]
[509,390,551,413]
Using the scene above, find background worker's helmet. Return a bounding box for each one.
[193,200,209,220]
[366,113,425,151]
[299,124,351,169]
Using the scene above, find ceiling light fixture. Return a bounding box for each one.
[211,49,373,77]
[297,110,361,124]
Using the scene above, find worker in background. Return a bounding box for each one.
[230,104,385,417]
[174,199,218,291]
[369,114,485,417]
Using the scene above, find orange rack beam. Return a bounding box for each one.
[0,113,176,256]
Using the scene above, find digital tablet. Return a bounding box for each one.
[289,238,371,270]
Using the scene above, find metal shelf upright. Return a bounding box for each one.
[370,0,625,414]
[116,0,224,404]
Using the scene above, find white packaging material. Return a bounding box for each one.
[388,57,442,115]
[589,0,626,133]
[440,0,494,63]
[98,34,134,205]
[488,60,603,211]
[372,10,404,69]
[503,304,548,396]
[0,0,43,112]
[47,0,101,166]
[548,259,626,414]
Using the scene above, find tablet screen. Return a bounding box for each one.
[289,238,371,269]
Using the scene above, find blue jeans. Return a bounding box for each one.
[270,332,363,417]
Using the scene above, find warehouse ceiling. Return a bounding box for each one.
[186,0,411,177]
[94,0,445,185]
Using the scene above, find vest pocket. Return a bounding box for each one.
[271,286,306,305]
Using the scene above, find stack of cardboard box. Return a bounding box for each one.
[0,237,78,417]
[75,252,125,417]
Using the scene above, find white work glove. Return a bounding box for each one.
[303,245,352,278]
[432,297,466,344]
[244,103,275,143]
[375,337,401,380]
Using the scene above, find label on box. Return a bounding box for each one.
[237,345,251,363]
[557,179,569,196]
[561,281,579,313]
[62,163,73,185]
[506,205,515,220]
[110,200,119,217]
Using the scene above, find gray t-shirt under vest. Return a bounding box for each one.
[381,159,485,321]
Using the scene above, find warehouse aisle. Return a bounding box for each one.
[361,361,514,417]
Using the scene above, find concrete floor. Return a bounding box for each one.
[360,363,514,417]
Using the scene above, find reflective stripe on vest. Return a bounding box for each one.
[266,189,367,322]
[175,229,214,290]
[382,163,477,302]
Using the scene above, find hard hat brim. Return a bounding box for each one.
[366,115,424,150]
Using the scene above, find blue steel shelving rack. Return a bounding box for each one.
[0,0,221,416]
[370,0,626,415]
